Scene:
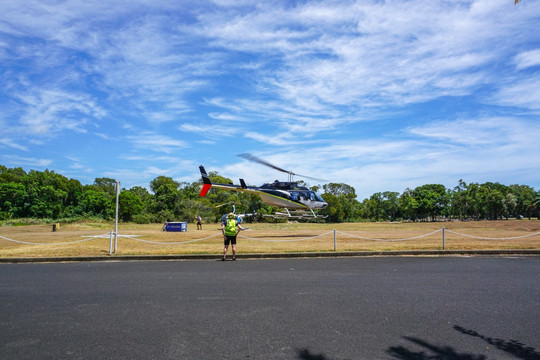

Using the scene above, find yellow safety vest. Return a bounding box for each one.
[224,218,238,236]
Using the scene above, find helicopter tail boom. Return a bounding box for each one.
[199,165,212,197]
[199,165,250,196]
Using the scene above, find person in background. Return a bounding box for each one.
[196,214,202,230]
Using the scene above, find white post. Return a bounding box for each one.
[114,181,120,253]
[109,230,113,255]
[334,230,337,251]
[442,227,445,250]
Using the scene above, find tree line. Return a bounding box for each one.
[1,165,539,224]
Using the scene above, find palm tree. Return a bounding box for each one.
[531,195,540,220]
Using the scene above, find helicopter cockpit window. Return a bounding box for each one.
[310,191,324,202]
[290,191,299,200]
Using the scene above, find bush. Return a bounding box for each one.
[133,213,153,224]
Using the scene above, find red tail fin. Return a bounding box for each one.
[199,165,212,197]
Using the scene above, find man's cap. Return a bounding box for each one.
[228,212,235,217]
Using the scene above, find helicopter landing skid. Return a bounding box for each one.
[263,208,327,220]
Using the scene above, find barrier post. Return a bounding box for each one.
[114,181,120,253]
[442,227,445,250]
[109,231,113,255]
[334,230,337,251]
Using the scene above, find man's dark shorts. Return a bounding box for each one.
[224,235,237,246]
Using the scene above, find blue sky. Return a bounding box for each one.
[1,0,539,200]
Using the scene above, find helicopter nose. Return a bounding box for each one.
[321,202,328,208]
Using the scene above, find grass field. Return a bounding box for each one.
[1,219,540,258]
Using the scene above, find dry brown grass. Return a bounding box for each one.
[1,219,539,258]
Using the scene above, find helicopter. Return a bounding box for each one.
[199,153,328,219]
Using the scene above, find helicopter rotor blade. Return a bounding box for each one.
[215,202,235,208]
[238,153,293,176]
[238,153,327,182]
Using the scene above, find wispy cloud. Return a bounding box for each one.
[408,118,521,146]
[0,138,28,151]
[3,155,52,168]
[126,133,188,153]
[1,0,539,197]
[489,75,540,111]
[194,0,520,110]
[208,112,249,122]
[514,49,540,70]
[179,123,237,138]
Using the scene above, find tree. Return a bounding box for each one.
[0,182,27,219]
[320,193,345,222]
[449,179,469,220]
[147,176,181,221]
[79,190,113,219]
[150,176,179,194]
[530,191,540,219]
[93,177,117,198]
[508,184,536,219]
[399,188,419,221]
[413,184,449,221]
[118,191,143,222]
[323,183,356,198]
[321,183,360,222]
[480,188,504,220]
[366,193,384,221]
[25,185,67,219]
[503,193,517,219]
[0,166,27,184]
[381,191,400,221]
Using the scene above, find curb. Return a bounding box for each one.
[1,249,539,263]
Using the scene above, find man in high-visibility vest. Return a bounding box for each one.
[221,212,242,261]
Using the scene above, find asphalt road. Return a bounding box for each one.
[1,256,539,360]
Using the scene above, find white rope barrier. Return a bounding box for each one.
[336,229,442,242]
[445,229,540,240]
[0,235,102,246]
[80,233,115,239]
[125,233,221,245]
[239,231,334,243]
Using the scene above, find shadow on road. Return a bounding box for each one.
[453,325,540,360]
[297,348,331,360]
[386,326,540,360]
[387,336,486,360]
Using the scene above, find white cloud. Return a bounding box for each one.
[126,133,188,153]
[489,75,540,111]
[244,132,294,146]
[1,0,539,196]
[179,123,237,137]
[4,85,105,138]
[193,0,524,112]
[515,49,540,70]
[0,138,28,151]
[2,155,52,168]
[208,112,248,122]
[408,118,519,146]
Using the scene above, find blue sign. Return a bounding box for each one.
[164,222,187,232]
